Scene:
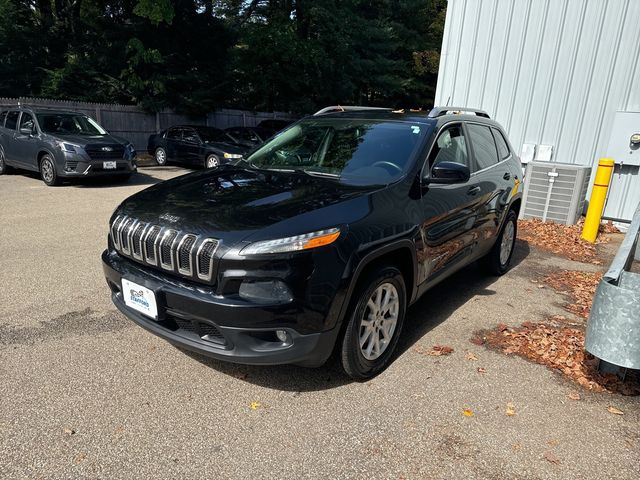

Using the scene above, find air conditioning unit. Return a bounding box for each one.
[520,161,592,225]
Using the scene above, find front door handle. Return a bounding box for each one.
[503,172,511,180]
[467,186,481,196]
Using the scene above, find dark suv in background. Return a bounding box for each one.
[0,106,136,186]
[103,106,522,379]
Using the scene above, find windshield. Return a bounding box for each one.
[244,118,427,185]
[36,113,107,135]
[196,127,233,143]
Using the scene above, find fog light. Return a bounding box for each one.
[238,280,293,303]
[276,330,288,343]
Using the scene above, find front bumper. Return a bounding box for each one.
[102,250,339,367]
[60,159,136,177]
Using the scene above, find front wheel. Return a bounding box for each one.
[340,266,407,380]
[483,210,517,275]
[205,154,220,169]
[40,154,60,186]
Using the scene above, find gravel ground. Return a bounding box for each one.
[1,166,638,479]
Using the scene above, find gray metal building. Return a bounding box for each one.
[435,0,640,221]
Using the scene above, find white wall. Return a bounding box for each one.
[436,0,640,221]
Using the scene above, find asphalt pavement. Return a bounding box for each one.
[1,166,638,479]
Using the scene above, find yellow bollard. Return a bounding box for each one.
[582,158,615,243]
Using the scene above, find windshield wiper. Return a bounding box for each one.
[255,166,339,178]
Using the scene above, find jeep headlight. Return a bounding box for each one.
[240,228,341,255]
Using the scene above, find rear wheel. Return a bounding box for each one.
[340,266,406,380]
[0,148,11,174]
[40,154,60,186]
[483,209,517,275]
[205,154,220,169]
[155,147,167,166]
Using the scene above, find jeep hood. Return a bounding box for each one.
[115,167,374,245]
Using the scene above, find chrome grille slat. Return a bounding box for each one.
[143,225,161,266]
[118,217,135,254]
[196,239,219,281]
[177,234,197,275]
[110,217,219,283]
[131,222,147,260]
[159,229,179,270]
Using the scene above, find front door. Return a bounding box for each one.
[417,123,482,287]
[181,128,203,165]
[14,112,40,169]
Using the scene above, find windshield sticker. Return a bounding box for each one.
[411,126,420,134]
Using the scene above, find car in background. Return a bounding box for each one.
[225,126,272,148]
[148,125,248,168]
[256,119,292,136]
[103,106,522,379]
[0,106,136,186]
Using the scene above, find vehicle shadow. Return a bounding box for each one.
[179,240,530,392]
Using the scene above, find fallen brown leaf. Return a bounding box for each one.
[567,392,581,401]
[543,451,561,465]
[465,351,478,361]
[505,402,516,416]
[544,270,602,319]
[607,406,624,415]
[477,367,487,374]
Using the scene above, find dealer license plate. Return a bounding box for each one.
[122,278,158,319]
[103,161,117,169]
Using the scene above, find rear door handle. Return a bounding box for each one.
[467,186,481,196]
[503,172,511,180]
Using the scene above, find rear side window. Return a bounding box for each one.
[492,127,511,159]
[182,129,199,143]
[467,123,499,170]
[0,111,7,127]
[428,124,471,171]
[5,111,19,130]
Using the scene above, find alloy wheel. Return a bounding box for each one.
[500,219,515,265]
[42,159,54,183]
[359,282,399,361]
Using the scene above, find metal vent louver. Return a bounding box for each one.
[520,161,592,225]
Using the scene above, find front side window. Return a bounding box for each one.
[245,119,427,186]
[182,129,200,143]
[166,128,182,140]
[5,111,19,130]
[19,112,35,132]
[427,124,470,171]
[196,127,232,143]
[467,123,499,170]
[0,111,7,127]
[36,113,107,135]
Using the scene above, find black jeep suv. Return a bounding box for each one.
[103,106,522,379]
[0,106,136,186]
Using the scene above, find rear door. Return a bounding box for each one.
[165,127,183,161]
[465,122,514,254]
[417,123,483,285]
[14,112,40,169]
[2,111,21,164]
[181,128,203,165]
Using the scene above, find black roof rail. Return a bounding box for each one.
[428,107,490,119]
[313,105,394,116]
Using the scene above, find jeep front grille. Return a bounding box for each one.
[109,215,219,282]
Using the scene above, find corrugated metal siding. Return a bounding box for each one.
[436,0,640,221]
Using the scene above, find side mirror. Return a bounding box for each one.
[428,161,470,184]
[19,127,33,135]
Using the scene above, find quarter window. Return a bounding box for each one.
[492,127,510,159]
[467,123,499,170]
[428,124,471,172]
[5,111,19,130]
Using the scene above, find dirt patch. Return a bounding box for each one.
[543,270,603,319]
[474,322,640,395]
[517,219,614,264]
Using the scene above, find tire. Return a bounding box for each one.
[340,265,407,380]
[155,147,167,166]
[0,148,11,174]
[205,154,220,169]
[40,154,60,186]
[483,209,517,275]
